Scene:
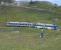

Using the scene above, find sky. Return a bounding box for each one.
[16,0,61,6]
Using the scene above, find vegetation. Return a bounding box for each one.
[0,0,14,3]
[0,1,61,50]
[28,1,61,15]
[0,6,61,25]
[0,27,61,50]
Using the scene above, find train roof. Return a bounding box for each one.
[6,22,33,24]
[36,23,56,26]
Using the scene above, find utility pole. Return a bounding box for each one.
[40,29,44,38]
[40,24,45,39]
[39,24,46,48]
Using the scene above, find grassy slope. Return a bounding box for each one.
[0,6,61,25]
[0,27,61,50]
[0,6,61,50]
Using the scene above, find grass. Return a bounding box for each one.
[0,6,61,50]
[0,6,61,25]
[0,27,61,50]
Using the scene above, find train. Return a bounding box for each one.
[6,22,58,30]
[33,23,58,30]
[6,22,34,27]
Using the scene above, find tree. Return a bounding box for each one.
[30,0,33,4]
[0,0,3,4]
[3,0,14,3]
[0,0,14,4]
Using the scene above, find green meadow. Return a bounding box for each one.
[0,6,61,50]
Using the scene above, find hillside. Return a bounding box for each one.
[28,1,61,15]
[0,1,61,50]
[0,6,61,25]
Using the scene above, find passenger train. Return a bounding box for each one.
[6,22,58,30]
[6,22,34,27]
[33,23,58,30]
